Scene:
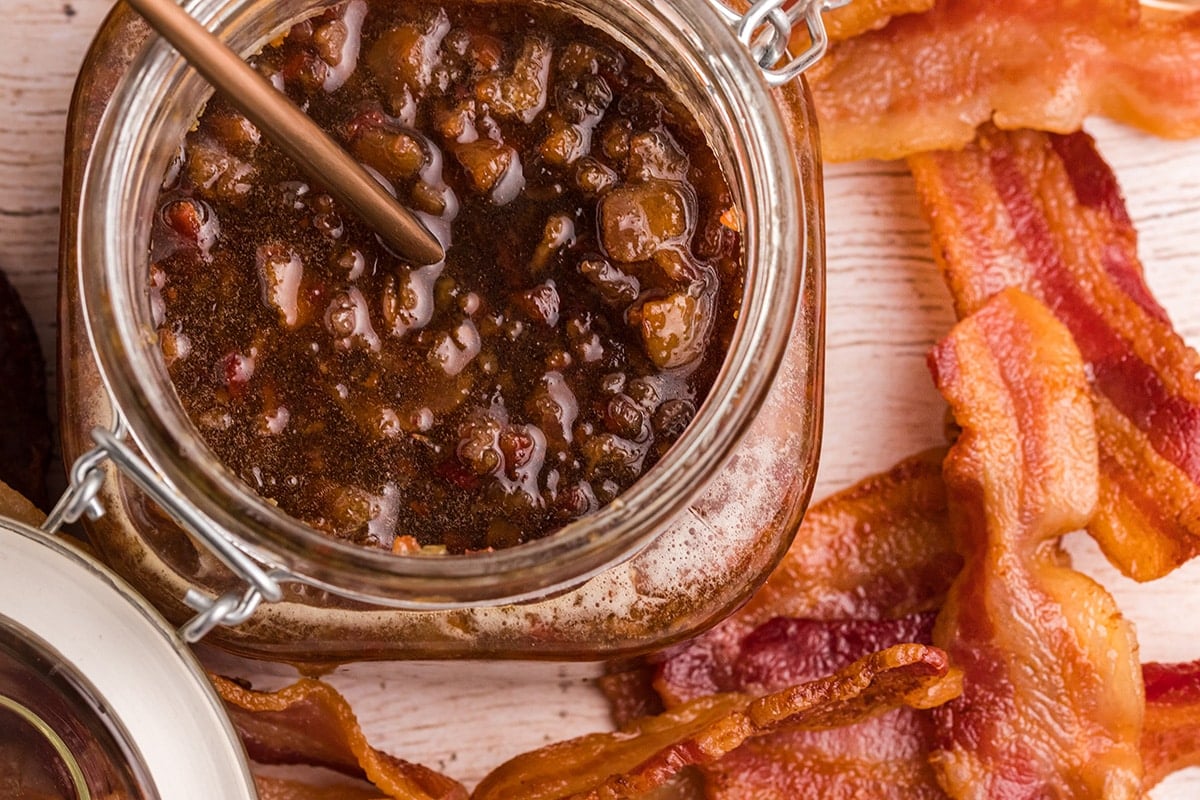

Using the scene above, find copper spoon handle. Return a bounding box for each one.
[125,0,445,266]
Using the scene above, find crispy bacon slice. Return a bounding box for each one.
[695,611,1200,800]
[209,674,467,800]
[646,448,958,706]
[928,288,1144,799]
[806,1,1200,162]
[656,579,1200,800]
[255,778,389,800]
[730,447,957,629]
[473,645,958,800]
[705,716,946,799]
[820,0,934,41]
[655,613,938,707]
[909,125,1200,581]
[600,425,1200,795]
[1142,659,1200,790]
[652,614,950,799]
[600,450,960,797]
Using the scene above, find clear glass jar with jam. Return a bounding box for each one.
[58,0,826,662]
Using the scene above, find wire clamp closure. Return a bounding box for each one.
[714,0,852,86]
[42,423,287,643]
[179,568,296,642]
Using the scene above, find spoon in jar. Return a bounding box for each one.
[124,0,445,267]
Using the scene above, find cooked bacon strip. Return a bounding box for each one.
[705,720,946,799]
[696,622,1200,800]
[1143,659,1200,790]
[656,613,938,707]
[255,778,389,800]
[909,125,1200,580]
[210,674,467,800]
[730,447,957,629]
[670,611,1200,799]
[650,614,949,799]
[604,433,1200,795]
[644,448,956,704]
[806,0,1200,162]
[928,288,1144,799]
[820,0,934,41]
[601,450,960,795]
[473,645,958,800]
[609,425,1198,797]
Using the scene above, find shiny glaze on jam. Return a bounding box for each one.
[151,0,741,552]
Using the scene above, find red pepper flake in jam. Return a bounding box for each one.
[150,0,743,553]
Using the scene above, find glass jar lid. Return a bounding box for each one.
[0,515,255,798]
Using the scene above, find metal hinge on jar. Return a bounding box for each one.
[43,423,291,643]
[714,0,852,86]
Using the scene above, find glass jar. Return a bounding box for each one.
[0,516,255,797]
[59,0,825,661]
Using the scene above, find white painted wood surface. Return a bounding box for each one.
[2,0,1199,793]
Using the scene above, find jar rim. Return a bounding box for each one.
[77,0,814,606]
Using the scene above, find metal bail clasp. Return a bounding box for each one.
[714,0,852,87]
[42,424,288,643]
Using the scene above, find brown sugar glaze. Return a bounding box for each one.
[150,0,743,553]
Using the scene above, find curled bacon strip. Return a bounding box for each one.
[910,126,1200,581]
[255,780,391,800]
[655,614,950,800]
[928,288,1144,798]
[806,0,1200,162]
[473,645,959,800]
[209,674,467,800]
[1143,659,1200,790]
[706,713,945,799]
[655,613,938,707]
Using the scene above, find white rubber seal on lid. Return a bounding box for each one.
[0,517,256,799]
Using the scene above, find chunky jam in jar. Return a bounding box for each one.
[150,0,742,553]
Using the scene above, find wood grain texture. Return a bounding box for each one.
[0,0,113,490]
[3,0,1199,793]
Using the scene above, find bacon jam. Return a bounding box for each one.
[150,0,742,553]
